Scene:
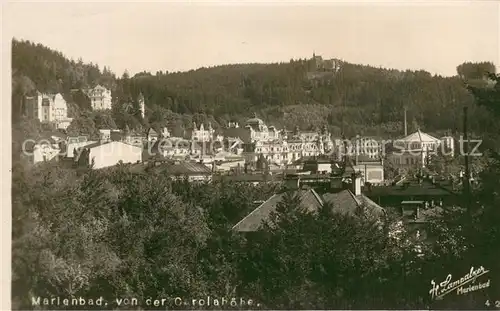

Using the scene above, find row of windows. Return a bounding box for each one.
[393,157,421,165]
[255,145,320,153]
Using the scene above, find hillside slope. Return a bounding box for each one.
[12,38,497,139]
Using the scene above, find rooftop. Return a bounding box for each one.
[232,189,324,232]
[153,161,212,176]
[322,190,386,218]
[366,177,457,197]
[400,129,439,143]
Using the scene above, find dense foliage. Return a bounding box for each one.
[12,160,500,310]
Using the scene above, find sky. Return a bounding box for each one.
[3,0,500,77]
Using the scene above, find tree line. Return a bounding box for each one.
[12,38,498,143]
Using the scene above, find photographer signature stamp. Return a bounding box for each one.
[429,266,491,300]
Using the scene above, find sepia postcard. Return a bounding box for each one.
[3,0,500,309]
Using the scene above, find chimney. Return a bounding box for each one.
[415,206,420,220]
[284,174,300,191]
[352,173,362,196]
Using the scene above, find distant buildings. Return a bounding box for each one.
[76,141,142,169]
[354,136,383,159]
[387,129,443,169]
[66,136,97,159]
[151,161,213,182]
[352,155,385,185]
[190,122,215,142]
[33,139,61,164]
[25,92,73,130]
[311,53,341,72]
[85,84,112,110]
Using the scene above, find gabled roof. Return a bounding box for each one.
[298,155,333,164]
[213,174,278,183]
[232,189,324,232]
[214,150,244,160]
[401,129,439,143]
[246,116,265,126]
[155,161,212,176]
[94,84,107,91]
[224,127,252,143]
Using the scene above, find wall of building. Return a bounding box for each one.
[217,160,246,171]
[90,87,112,110]
[354,164,384,185]
[317,163,331,173]
[88,142,142,169]
[66,141,98,158]
[53,94,68,121]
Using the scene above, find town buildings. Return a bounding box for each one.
[387,129,442,169]
[32,138,61,164]
[352,155,385,185]
[311,53,341,72]
[65,136,97,159]
[75,141,143,169]
[354,136,383,159]
[25,92,73,130]
[236,116,333,166]
[189,122,216,142]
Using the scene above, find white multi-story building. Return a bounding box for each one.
[25,92,73,130]
[387,129,441,169]
[244,115,281,142]
[87,85,112,110]
[227,116,333,166]
[77,141,142,169]
[355,136,383,159]
[191,122,215,142]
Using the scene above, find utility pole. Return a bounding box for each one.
[463,106,471,212]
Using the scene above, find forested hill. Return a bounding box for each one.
[11,38,498,139]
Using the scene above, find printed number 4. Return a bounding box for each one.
[485,300,500,308]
